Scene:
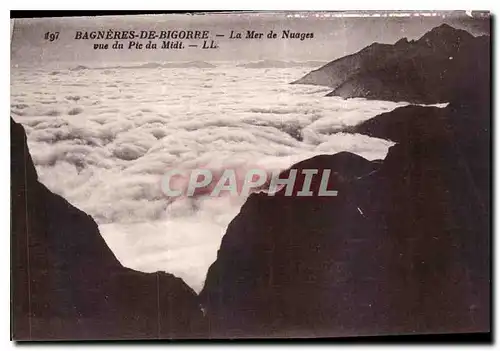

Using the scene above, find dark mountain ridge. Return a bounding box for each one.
[199,99,490,337]
[11,22,491,340]
[292,24,490,104]
[200,27,490,335]
[11,118,207,340]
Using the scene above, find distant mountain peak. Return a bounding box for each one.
[436,23,455,30]
[395,37,409,46]
[419,23,473,45]
[291,22,488,104]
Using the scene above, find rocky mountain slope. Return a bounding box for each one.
[11,118,207,340]
[201,52,491,337]
[199,102,490,337]
[292,24,490,104]
[11,22,490,340]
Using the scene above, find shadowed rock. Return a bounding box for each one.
[11,118,207,340]
[203,26,491,336]
[200,152,388,337]
[347,99,490,206]
[292,24,490,104]
[199,100,490,337]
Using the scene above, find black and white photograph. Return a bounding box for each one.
[10,11,491,340]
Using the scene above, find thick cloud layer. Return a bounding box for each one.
[12,65,411,291]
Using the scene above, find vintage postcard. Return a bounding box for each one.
[10,11,491,340]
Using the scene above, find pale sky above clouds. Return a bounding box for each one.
[11,12,490,66]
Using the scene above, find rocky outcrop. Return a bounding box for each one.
[203,25,491,337]
[347,101,490,206]
[11,118,206,340]
[200,152,383,338]
[292,24,490,104]
[199,99,490,337]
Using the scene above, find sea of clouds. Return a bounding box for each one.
[11,63,415,292]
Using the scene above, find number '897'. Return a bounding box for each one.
[44,32,60,42]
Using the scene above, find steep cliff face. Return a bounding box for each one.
[11,118,206,340]
[292,24,490,104]
[348,99,490,205]
[199,100,490,337]
[292,41,406,87]
[200,152,383,338]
